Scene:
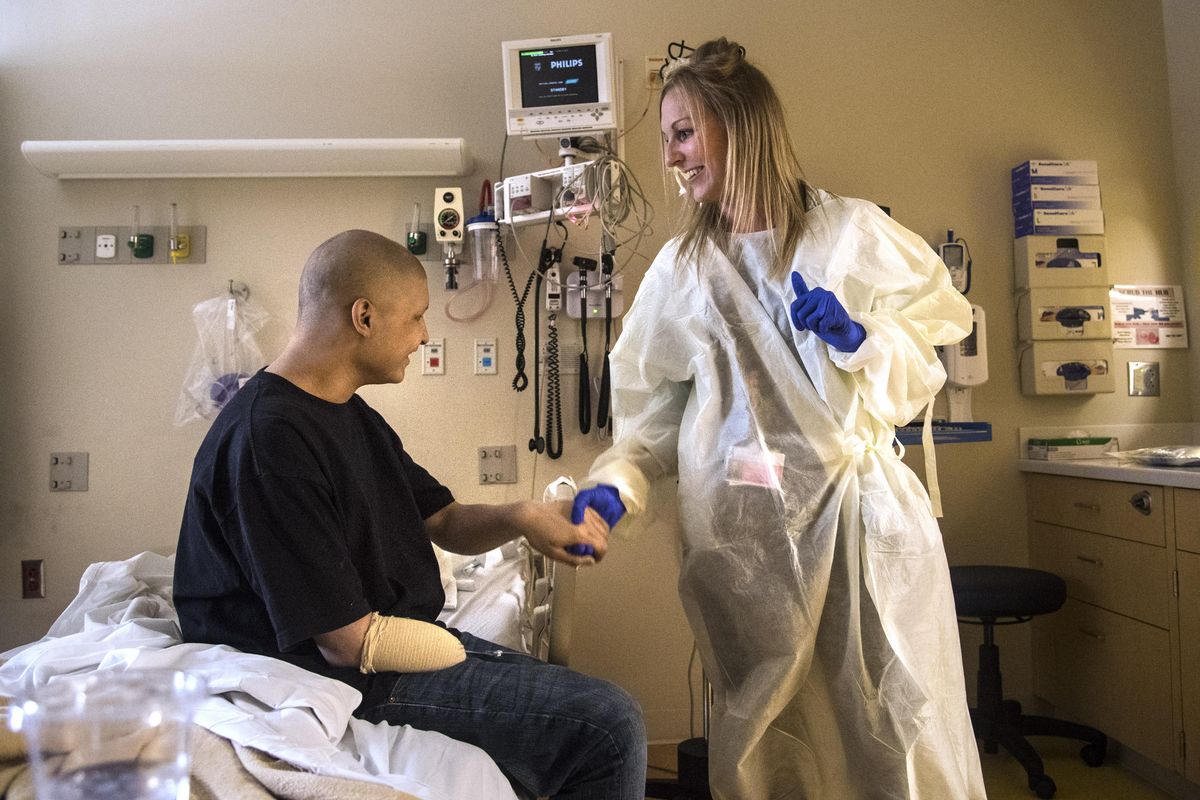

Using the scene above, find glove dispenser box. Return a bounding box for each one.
[1013,234,1107,290]
[1020,340,1115,395]
[1018,287,1113,341]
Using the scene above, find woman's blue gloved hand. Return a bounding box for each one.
[567,484,626,556]
[790,272,866,353]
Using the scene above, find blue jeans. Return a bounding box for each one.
[360,631,647,800]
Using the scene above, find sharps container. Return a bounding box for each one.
[466,212,499,283]
[8,670,205,800]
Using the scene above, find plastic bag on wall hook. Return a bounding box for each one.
[175,286,269,425]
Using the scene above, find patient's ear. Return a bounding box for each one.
[351,297,373,336]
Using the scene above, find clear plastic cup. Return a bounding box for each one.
[8,670,205,800]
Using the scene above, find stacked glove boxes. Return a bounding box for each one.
[1013,161,1114,395]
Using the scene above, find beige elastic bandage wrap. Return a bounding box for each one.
[359,612,466,674]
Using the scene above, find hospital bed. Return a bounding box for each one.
[0,543,565,800]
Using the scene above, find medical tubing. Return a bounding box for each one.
[545,315,563,459]
[498,233,534,391]
[578,273,591,435]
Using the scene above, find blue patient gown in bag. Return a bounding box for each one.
[588,192,986,799]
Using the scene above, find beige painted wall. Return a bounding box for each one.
[0,0,1193,741]
[1162,0,1200,414]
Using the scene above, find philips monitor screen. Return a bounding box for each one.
[518,44,600,108]
[502,33,616,138]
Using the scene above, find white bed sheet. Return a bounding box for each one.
[0,552,521,800]
[438,545,528,653]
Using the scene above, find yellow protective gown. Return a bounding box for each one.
[588,191,986,799]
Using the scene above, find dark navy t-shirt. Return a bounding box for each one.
[174,370,454,708]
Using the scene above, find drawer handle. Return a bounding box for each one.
[1078,628,1106,642]
[1072,502,1102,512]
[1075,555,1103,566]
[1130,490,1153,516]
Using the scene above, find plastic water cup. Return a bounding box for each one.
[8,670,205,800]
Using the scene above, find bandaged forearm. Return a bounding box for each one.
[359,612,465,674]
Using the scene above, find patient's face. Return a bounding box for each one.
[368,269,429,384]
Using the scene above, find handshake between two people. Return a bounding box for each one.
[524,485,627,566]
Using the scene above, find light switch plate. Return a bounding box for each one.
[1128,361,1160,396]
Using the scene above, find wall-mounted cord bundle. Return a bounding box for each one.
[544,314,563,459]
[498,233,534,392]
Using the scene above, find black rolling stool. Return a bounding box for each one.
[950,565,1107,799]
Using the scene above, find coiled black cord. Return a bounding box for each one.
[545,315,563,459]
[498,235,535,391]
[529,266,544,453]
[577,267,591,434]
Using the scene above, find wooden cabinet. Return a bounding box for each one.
[1179,550,1200,783]
[1176,488,1200,783]
[1027,474,1179,771]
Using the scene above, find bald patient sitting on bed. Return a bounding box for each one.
[174,229,647,800]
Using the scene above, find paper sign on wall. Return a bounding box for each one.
[1109,285,1188,349]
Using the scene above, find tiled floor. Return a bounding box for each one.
[648,738,1176,799]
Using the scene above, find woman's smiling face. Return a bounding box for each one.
[661,88,727,207]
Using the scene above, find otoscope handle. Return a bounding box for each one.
[578,354,591,434]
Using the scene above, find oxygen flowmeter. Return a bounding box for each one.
[435,187,464,289]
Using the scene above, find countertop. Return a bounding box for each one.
[1017,423,1200,489]
[1018,457,1200,489]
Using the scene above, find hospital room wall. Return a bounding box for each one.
[0,0,1192,740]
[1162,0,1200,415]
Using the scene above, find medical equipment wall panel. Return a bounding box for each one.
[1013,234,1108,290]
[1017,287,1113,341]
[1020,340,1116,395]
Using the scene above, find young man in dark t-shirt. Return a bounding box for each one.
[174,230,646,799]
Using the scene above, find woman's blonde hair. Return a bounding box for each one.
[662,38,811,274]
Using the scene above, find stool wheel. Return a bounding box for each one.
[1030,773,1056,799]
[1081,742,1106,767]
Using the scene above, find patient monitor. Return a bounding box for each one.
[501,33,617,138]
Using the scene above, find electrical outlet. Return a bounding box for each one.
[22,559,45,599]
[1128,361,1161,396]
[645,56,667,89]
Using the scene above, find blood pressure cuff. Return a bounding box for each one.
[359,612,465,674]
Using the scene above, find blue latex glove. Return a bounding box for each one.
[789,272,866,352]
[567,484,626,556]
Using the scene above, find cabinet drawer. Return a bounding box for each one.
[1030,522,1168,627]
[1175,488,1200,555]
[1032,598,1174,767]
[1027,474,1165,545]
